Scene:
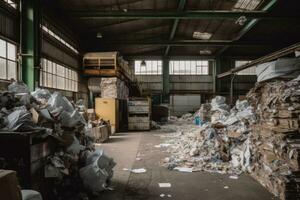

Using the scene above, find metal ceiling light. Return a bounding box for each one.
[141,60,146,67]
[199,50,212,55]
[96,32,103,38]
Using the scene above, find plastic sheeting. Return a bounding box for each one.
[21,190,43,200]
[31,88,51,103]
[256,58,300,82]
[8,81,30,94]
[79,150,116,194]
[7,106,35,131]
[47,92,86,128]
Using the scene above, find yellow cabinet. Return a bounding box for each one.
[95,98,128,134]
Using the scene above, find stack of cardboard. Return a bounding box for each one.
[100,77,129,99]
[247,75,300,200]
[0,170,21,200]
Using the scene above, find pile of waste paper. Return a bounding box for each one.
[246,75,300,200]
[0,81,115,200]
[162,96,256,175]
[100,77,129,99]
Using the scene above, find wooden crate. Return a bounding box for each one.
[83,52,134,82]
[128,97,151,131]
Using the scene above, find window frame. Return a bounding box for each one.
[41,24,79,55]
[169,60,209,75]
[0,37,18,81]
[134,60,162,75]
[235,60,256,76]
[40,58,78,92]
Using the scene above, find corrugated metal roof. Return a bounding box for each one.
[43,0,300,57]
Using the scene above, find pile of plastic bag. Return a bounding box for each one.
[0,81,116,200]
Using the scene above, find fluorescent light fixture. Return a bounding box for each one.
[199,50,212,55]
[96,32,103,38]
[193,32,212,40]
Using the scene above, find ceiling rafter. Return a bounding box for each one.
[217,0,279,55]
[164,0,187,56]
[70,10,297,20]
[94,39,282,47]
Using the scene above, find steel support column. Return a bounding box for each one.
[21,0,40,91]
[162,58,170,103]
[211,60,217,94]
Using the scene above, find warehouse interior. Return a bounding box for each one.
[0,0,300,200]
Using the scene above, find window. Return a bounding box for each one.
[169,60,209,75]
[41,25,79,54]
[134,60,162,75]
[40,58,78,92]
[2,0,17,9]
[0,38,17,80]
[235,60,256,75]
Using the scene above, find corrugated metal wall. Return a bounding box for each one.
[41,39,79,68]
[170,94,201,116]
[0,10,18,42]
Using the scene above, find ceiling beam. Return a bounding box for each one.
[217,42,300,78]
[88,19,137,31]
[217,0,278,55]
[95,40,282,47]
[165,0,187,56]
[71,10,297,20]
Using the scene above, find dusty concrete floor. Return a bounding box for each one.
[95,129,278,200]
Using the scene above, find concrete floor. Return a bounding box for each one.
[95,130,278,200]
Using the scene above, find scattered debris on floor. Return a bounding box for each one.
[229,175,239,180]
[151,120,161,130]
[159,194,172,198]
[0,81,116,200]
[157,75,300,200]
[123,168,147,174]
[158,183,172,188]
[173,167,193,173]
[155,143,172,148]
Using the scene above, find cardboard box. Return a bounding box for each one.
[0,170,21,200]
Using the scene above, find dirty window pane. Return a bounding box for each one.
[7,61,17,79]
[7,42,16,61]
[0,39,6,58]
[0,58,7,79]
[134,60,162,75]
[170,60,209,75]
[40,58,78,92]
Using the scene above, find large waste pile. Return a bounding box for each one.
[247,75,300,200]
[100,77,129,99]
[162,75,300,200]
[0,81,115,200]
[163,96,256,175]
